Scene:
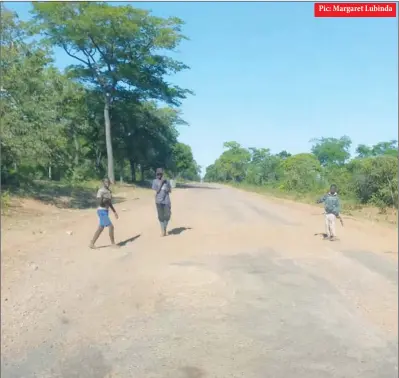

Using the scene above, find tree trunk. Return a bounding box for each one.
[129,158,136,182]
[95,147,102,174]
[73,132,79,166]
[119,160,124,184]
[140,165,144,181]
[48,165,52,180]
[104,95,115,183]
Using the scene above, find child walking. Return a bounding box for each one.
[317,184,344,241]
[152,168,172,236]
[89,178,119,249]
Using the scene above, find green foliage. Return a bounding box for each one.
[356,140,398,158]
[310,136,352,166]
[205,138,398,210]
[218,142,251,182]
[1,191,11,215]
[279,153,322,192]
[348,156,398,208]
[322,165,353,197]
[2,4,199,192]
[170,143,201,181]
[246,148,281,186]
[29,2,193,182]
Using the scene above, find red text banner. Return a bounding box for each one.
[314,3,397,17]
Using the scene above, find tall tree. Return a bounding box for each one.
[217,142,251,182]
[311,136,352,166]
[30,2,192,182]
[1,8,68,180]
[246,148,281,185]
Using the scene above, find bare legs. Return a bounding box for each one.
[89,224,116,248]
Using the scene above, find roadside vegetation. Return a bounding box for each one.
[204,138,398,223]
[1,4,397,225]
[1,3,200,214]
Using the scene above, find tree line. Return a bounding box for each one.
[204,137,398,209]
[1,3,201,187]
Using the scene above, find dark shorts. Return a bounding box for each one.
[156,203,171,222]
[97,208,112,227]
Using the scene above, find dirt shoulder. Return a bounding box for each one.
[1,183,150,266]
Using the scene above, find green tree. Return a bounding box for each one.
[348,156,398,208]
[276,150,291,160]
[204,163,222,183]
[356,140,397,158]
[0,8,72,182]
[111,99,183,181]
[279,153,322,192]
[218,142,251,182]
[311,136,352,166]
[170,143,200,180]
[246,148,281,185]
[30,2,192,182]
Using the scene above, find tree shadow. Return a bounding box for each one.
[176,183,219,190]
[135,180,152,189]
[118,234,141,247]
[6,180,126,209]
[168,227,192,235]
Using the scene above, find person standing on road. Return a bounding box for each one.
[317,184,343,241]
[152,168,172,237]
[89,178,119,249]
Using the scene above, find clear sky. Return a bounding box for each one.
[6,2,398,173]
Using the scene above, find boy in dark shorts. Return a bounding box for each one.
[152,168,172,236]
[89,178,119,249]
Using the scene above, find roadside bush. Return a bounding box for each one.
[1,191,11,214]
[348,156,398,208]
[279,154,322,192]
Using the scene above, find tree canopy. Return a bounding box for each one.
[204,136,398,209]
[310,136,352,166]
[1,4,199,186]
[28,2,193,182]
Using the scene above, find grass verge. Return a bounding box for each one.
[230,182,397,225]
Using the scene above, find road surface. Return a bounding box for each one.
[2,184,398,378]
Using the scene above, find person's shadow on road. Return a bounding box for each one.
[117,234,141,247]
[314,232,329,240]
[168,227,192,235]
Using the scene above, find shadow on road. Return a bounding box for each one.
[179,366,206,378]
[5,180,126,210]
[118,234,142,247]
[134,180,219,190]
[176,183,219,190]
[168,227,192,235]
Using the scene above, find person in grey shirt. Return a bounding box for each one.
[152,168,172,236]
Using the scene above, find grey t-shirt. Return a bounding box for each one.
[96,186,112,209]
[152,179,171,206]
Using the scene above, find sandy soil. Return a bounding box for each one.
[1,183,397,378]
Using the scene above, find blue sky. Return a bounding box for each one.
[6,2,398,173]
